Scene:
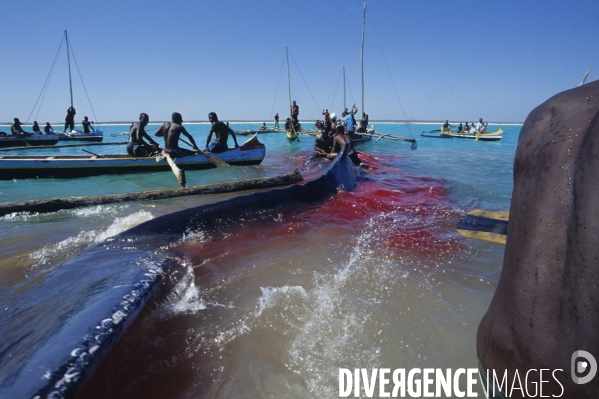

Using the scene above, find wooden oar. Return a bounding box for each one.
[456,209,509,244]
[179,138,230,167]
[162,151,186,187]
[82,148,107,158]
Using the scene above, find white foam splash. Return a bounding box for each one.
[29,210,154,268]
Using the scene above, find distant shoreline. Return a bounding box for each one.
[0,120,524,127]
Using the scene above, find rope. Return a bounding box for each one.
[26,36,65,123]
[67,37,99,123]
[288,50,321,115]
[323,69,343,115]
[269,53,286,120]
[371,22,412,136]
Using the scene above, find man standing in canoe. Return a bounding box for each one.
[342,104,359,139]
[64,106,76,133]
[155,112,199,157]
[274,113,279,128]
[127,113,160,157]
[205,112,239,154]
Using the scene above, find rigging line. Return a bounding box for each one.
[324,69,343,113]
[287,50,321,114]
[345,70,357,110]
[26,36,65,123]
[67,37,99,122]
[370,22,413,136]
[269,53,286,120]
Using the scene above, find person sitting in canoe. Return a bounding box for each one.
[464,122,470,133]
[127,113,160,157]
[32,121,42,133]
[457,123,463,133]
[327,125,361,166]
[82,116,95,133]
[441,120,453,133]
[258,122,268,132]
[64,106,76,133]
[44,122,54,134]
[476,118,487,133]
[205,112,239,154]
[314,126,333,155]
[357,113,368,133]
[155,112,199,158]
[11,118,33,137]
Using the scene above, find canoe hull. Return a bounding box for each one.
[0,137,266,180]
[0,134,60,148]
[444,128,504,141]
[58,130,104,142]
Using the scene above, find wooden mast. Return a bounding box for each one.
[65,30,74,108]
[361,3,366,116]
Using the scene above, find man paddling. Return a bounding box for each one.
[155,112,199,158]
[127,113,160,157]
[205,112,239,154]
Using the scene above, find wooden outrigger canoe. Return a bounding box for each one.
[235,127,283,135]
[0,133,60,148]
[58,130,104,142]
[443,128,504,141]
[0,135,266,180]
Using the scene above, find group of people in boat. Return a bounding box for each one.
[126,111,239,158]
[442,118,487,134]
[312,103,369,166]
[5,107,97,138]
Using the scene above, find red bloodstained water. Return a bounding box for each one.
[183,151,463,262]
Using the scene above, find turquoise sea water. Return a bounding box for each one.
[0,122,521,397]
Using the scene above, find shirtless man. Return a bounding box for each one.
[82,116,95,133]
[11,118,33,136]
[155,112,199,157]
[127,113,160,157]
[205,112,239,154]
[326,125,361,165]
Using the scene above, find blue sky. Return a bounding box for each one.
[1,0,598,124]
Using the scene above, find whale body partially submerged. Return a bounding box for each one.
[477,81,599,397]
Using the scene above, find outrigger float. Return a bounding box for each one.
[0,135,265,180]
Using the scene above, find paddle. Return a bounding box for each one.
[162,151,186,187]
[179,138,230,167]
[82,148,106,158]
[456,209,509,244]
